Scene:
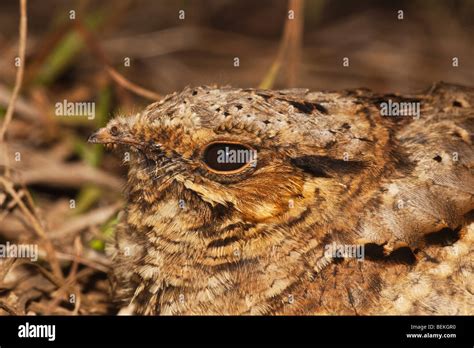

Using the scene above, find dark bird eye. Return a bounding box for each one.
[110,126,119,136]
[202,142,256,174]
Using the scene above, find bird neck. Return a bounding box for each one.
[124,181,329,314]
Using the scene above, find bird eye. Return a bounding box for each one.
[202,142,257,174]
[110,126,119,136]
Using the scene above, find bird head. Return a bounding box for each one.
[89,86,375,224]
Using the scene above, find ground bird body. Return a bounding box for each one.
[89,82,474,315]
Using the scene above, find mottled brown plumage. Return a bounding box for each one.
[89,82,473,315]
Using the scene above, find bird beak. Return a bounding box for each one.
[88,127,142,148]
[88,127,113,144]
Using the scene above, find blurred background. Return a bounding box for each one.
[0,0,472,315]
[1,0,473,94]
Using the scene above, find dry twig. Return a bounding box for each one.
[0,0,28,141]
[259,0,305,88]
[74,20,162,101]
[49,203,121,239]
[0,177,64,282]
[0,300,20,315]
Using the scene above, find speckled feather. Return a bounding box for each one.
[91,82,473,315]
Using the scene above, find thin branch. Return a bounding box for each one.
[259,0,305,89]
[0,177,64,282]
[0,84,41,121]
[0,0,28,141]
[74,20,162,101]
[286,0,304,86]
[46,237,83,315]
[0,300,20,315]
[0,179,46,239]
[54,251,110,273]
[105,66,162,101]
[0,259,17,283]
[49,203,121,239]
